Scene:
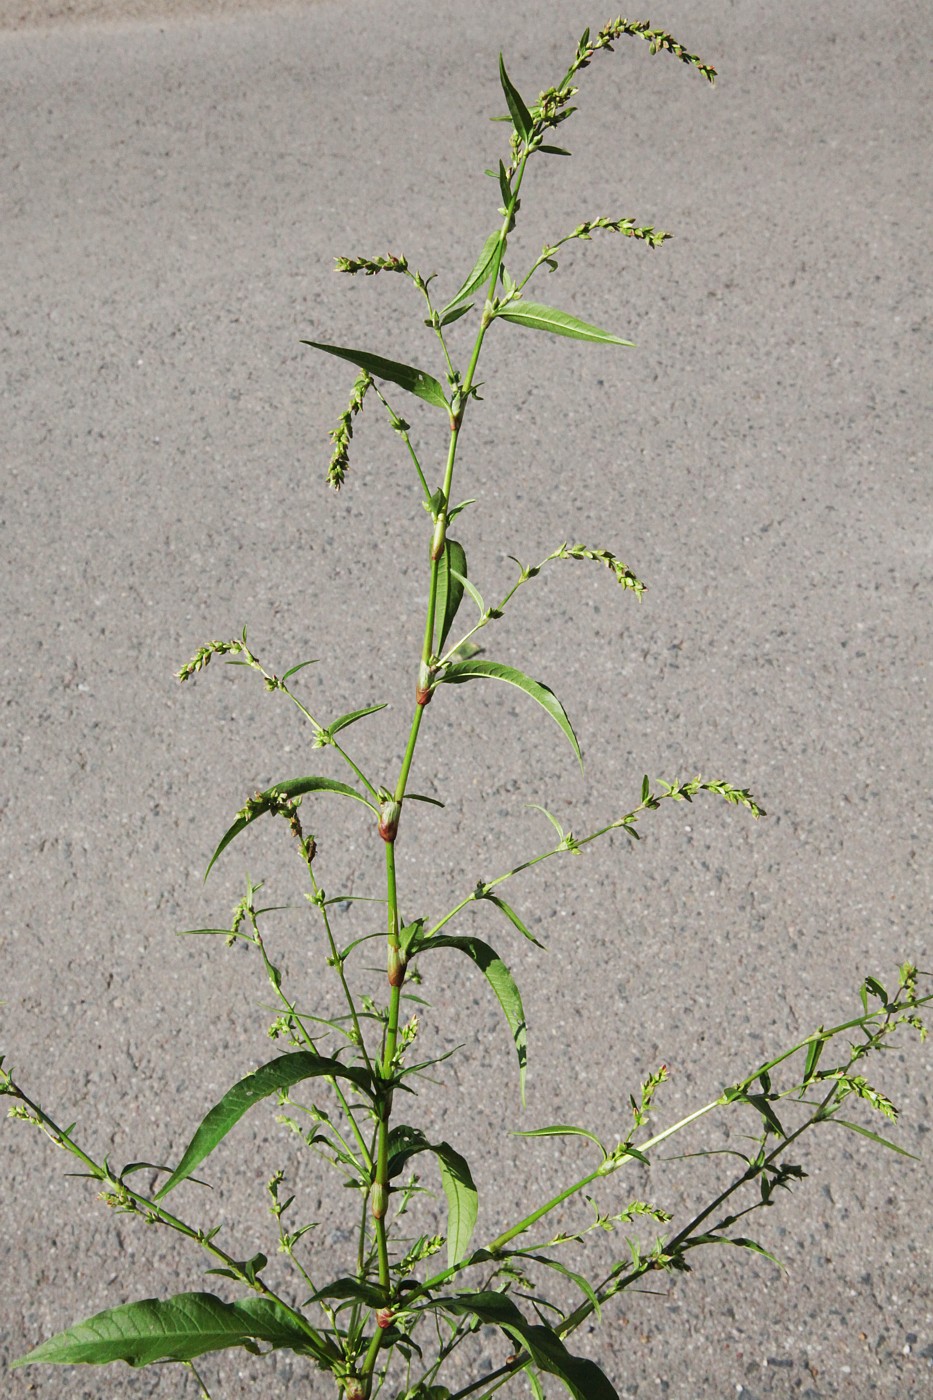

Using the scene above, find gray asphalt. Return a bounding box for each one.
[1,2,930,1397]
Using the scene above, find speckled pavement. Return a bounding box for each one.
[1,3,930,1397]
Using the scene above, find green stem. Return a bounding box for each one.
[406,1098,722,1313]
[456,998,918,1400]
[252,890,372,1176]
[395,704,425,804]
[243,649,379,799]
[308,867,377,1089]
[371,383,432,503]
[359,149,536,1397]
[461,151,530,399]
[4,1078,336,1365]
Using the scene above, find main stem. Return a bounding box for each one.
[359,153,531,1395]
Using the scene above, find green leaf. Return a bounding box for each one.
[307,1277,388,1309]
[498,158,512,208]
[206,776,376,878]
[527,803,565,842]
[407,793,445,808]
[326,702,387,737]
[442,230,500,314]
[13,1292,319,1369]
[741,1093,785,1138]
[435,1292,618,1400]
[513,1251,601,1319]
[498,54,534,142]
[640,774,650,804]
[480,893,545,949]
[176,928,239,937]
[301,339,448,410]
[398,920,425,957]
[155,1052,375,1200]
[688,1233,784,1271]
[539,145,571,156]
[447,497,476,523]
[435,540,468,654]
[440,659,582,771]
[439,303,473,327]
[450,567,486,618]
[832,1118,919,1159]
[415,934,527,1104]
[513,1123,607,1159]
[281,658,318,682]
[447,640,483,665]
[386,1127,479,1266]
[803,1033,825,1083]
[495,301,633,346]
[427,1157,478,1268]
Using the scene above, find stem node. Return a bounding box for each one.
[378,798,402,843]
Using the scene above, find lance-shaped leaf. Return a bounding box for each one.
[831,1118,918,1159]
[434,1291,619,1400]
[387,1126,478,1266]
[686,1233,785,1271]
[13,1293,320,1369]
[497,159,512,209]
[155,1052,375,1200]
[498,54,534,142]
[479,892,545,948]
[450,567,486,618]
[442,230,500,314]
[325,702,387,738]
[301,339,448,410]
[414,934,527,1103]
[434,540,468,654]
[511,1251,601,1318]
[494,300,634,346]
[440,659,582,770]
[206,775,376,878]
[513,1123,608,1158]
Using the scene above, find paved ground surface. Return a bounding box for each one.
[1,2,930,1397]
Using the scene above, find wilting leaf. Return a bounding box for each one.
[440,659,582,770]
[414,934,527,1104]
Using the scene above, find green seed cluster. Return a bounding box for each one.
[334,253,409,276]
[556,543,646,597]
[579,19,717,84]
[573,216,670,249]
[328,369,373,490]
[176,638,246,682]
